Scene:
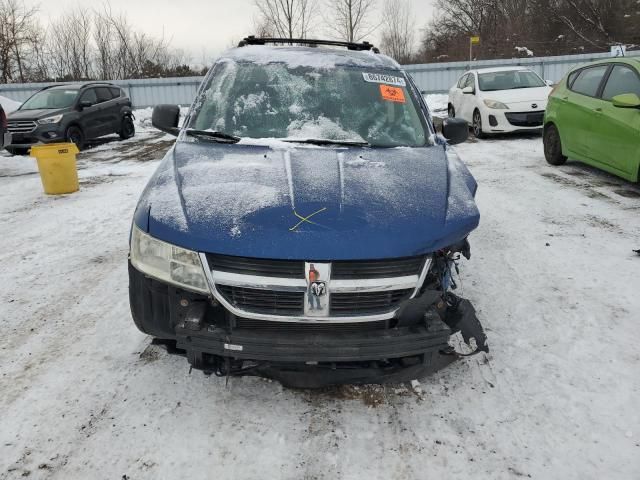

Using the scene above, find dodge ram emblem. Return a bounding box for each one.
[306,263,330,315]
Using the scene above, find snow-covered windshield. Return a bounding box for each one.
[20,89,79,110]
[478,70,546,92]
[190,61,429,147]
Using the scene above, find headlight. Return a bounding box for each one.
[130,225,209,294]
[483,100,509,109]
[38,114,64,125]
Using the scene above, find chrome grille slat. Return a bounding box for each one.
[7,121,37,133]
[201,253,431,323]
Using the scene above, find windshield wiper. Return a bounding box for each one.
[282,138,370,147]
[184,128,240,143]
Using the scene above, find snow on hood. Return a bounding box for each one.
[0,95,21,113]
[479,86,551,104]
[136,142,480,260]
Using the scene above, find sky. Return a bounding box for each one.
[27,0,436,65]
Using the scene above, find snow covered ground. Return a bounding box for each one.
[0,120,639,478]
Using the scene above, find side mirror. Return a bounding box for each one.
[78,100,94,110]
[152,104,180,135]
[612,93,640,109]
[442,118,469,145]
[462,86,475,95]
[545,80,554,87]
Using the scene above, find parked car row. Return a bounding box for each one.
[447,58,640,182]
[3,82,135,155]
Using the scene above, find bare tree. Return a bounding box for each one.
[0,0,40,82]
[48,8,94,80]
[324,0,378,42]
[253,0,317,39]
[380,0,415,63]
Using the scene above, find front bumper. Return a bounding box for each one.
[6,126,65,150]
[481,108,544,133]
[129,254,487,387]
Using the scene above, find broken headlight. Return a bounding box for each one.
[130,225,209,294]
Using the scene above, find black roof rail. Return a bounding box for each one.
[79,81,116,88]
[238,36,380,53]
[38,81,116,91]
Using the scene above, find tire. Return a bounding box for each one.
[472,109,486,138]
[448,104,455,118]
[119,116,135,140]
[543,124,567,166]
[65,125,85,150]
[5,147,29,156]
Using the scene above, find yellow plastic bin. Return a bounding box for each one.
[31,143,80,195]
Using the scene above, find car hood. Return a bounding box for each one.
[134,141,480,260]
[481,86,551,105]
[8,108,64,120]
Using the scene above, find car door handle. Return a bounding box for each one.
[594,107,603,113]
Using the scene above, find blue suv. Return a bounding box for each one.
[129,37,487,387]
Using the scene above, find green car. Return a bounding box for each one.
[544,57,640,182]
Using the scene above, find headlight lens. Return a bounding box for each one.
[38,114,64,125]
[130,225,209,293]
[483,99,509,109]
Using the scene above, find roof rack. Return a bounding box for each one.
[38,81,116,92]
[238,36,380,53]
[79,81,116,88]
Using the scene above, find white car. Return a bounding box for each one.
[448,67,553,137]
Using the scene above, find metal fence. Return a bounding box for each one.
[405,50,640,94]
[1,50,639,108]
[0,76,205,108]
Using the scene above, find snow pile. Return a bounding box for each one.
[134,106,190,133]
[0,95,21,113]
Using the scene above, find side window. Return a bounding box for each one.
[570,65,609,97]
[457,74,468,89]
[95,87,114,103]
[465,73,475,90]
[602,65,640,101]
[79,88,97,105]
[110,87,122,98]
[567,70,580,88]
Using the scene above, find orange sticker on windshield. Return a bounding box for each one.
[380,84,405,103]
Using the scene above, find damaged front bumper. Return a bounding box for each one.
[129,261,488,388]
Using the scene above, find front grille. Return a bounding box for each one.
[217,285,304,315]
[332,256,425,279]
[505,111,544,127]
[233,318,388,334]
[207,254,304,278]
[7,120,37,133]
[330,289,413,315]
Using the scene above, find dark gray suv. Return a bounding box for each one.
[5,82,135,155]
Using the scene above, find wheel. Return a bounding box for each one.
[543,124,567,166]
[472,109,486,138]
[65,126,85,150]
[448,104,455,118]
[119,116,135,140]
